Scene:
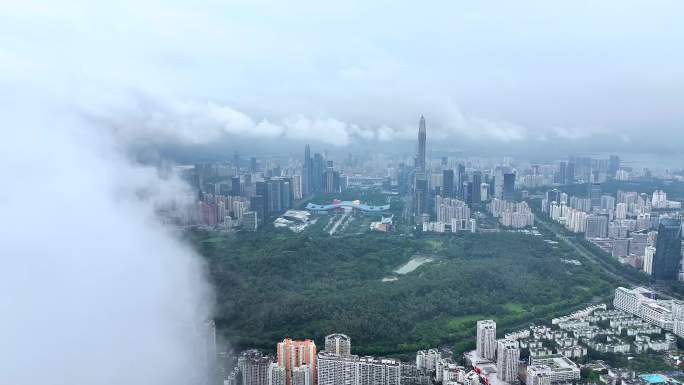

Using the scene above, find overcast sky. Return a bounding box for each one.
[2,1,684,156]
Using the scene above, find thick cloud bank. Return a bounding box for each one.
[0,111,213,384]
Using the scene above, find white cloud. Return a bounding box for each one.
[0,100,213,385]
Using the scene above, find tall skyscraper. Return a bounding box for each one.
[442,170,454,198]
[234,151,240,173]
[457,164,466,198]
[277,339,317,385]
[496,339,520,382]
[325,334,351,356]
[608,155,621,176]
[494,168,504,199]
[559,162,567,185]
[200,319,218,384]
[476,320,497,361]
[251,157,258,173]
[588,182,602,209]
[232,176,242,196]
[303,145,312,196]
[503,173,515,201]
[652,218,683,280]
[565,162,575,185]
[413,172,428,221]
[417,116,426,172]
[313,153,325,193]
[471,172,482,207]
[293,175,303,200]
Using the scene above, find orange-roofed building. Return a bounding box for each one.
[277,338,317,385]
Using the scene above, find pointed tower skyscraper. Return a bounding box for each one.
[417,115,427,172]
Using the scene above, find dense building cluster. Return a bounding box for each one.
[488,199,535,229]
[220,282,684,385]
[542,187,683,281]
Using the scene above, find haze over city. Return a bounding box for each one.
[2,2,684,385]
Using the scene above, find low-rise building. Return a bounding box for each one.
[529,355,580,383]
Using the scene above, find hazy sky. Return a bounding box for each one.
[2,0,684,159]
[0,2,683,383]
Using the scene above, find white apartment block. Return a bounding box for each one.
[613,287,682,333]
[526,364,551,385]
[325,334,352,356]
[476,320,497,361]
[415,349,441,373]
[317,353,400,385]
[496,339,520,382]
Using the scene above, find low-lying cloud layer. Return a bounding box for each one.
[0,108,213,384]
[93,96,536,148]
[4,0,683,155]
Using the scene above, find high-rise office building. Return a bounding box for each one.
[303,145,312,196]
[496,339,520,382]
[313,153,325,193]
[565,162,575,185]
[652,218,683,280]
[251,156,258,173]
[277,339,317,385]
[457,164,466,197]
[200,319,218,384]
[471,172,482,207]
[464,182,473,206]
[232,176,241,196]
[559,162,567,185]
[588,182,602,209]
[443,169,454,198]
[251,194,265,222]
[476,320,497,361]
[280,178,293,209]
[494,168,504,199]
[608,155,621,176]
[413,172,428,221]
[242,211,258,231]
[325,334,351,356]
[267,179,282,214]
[417,116,426,172]
[480,183,489,202]
[324,162,340,193]
[503,173,515,201]
[293,175,303,200]
[234,151,240,173]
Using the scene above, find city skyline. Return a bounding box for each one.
[3,2,684,385]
